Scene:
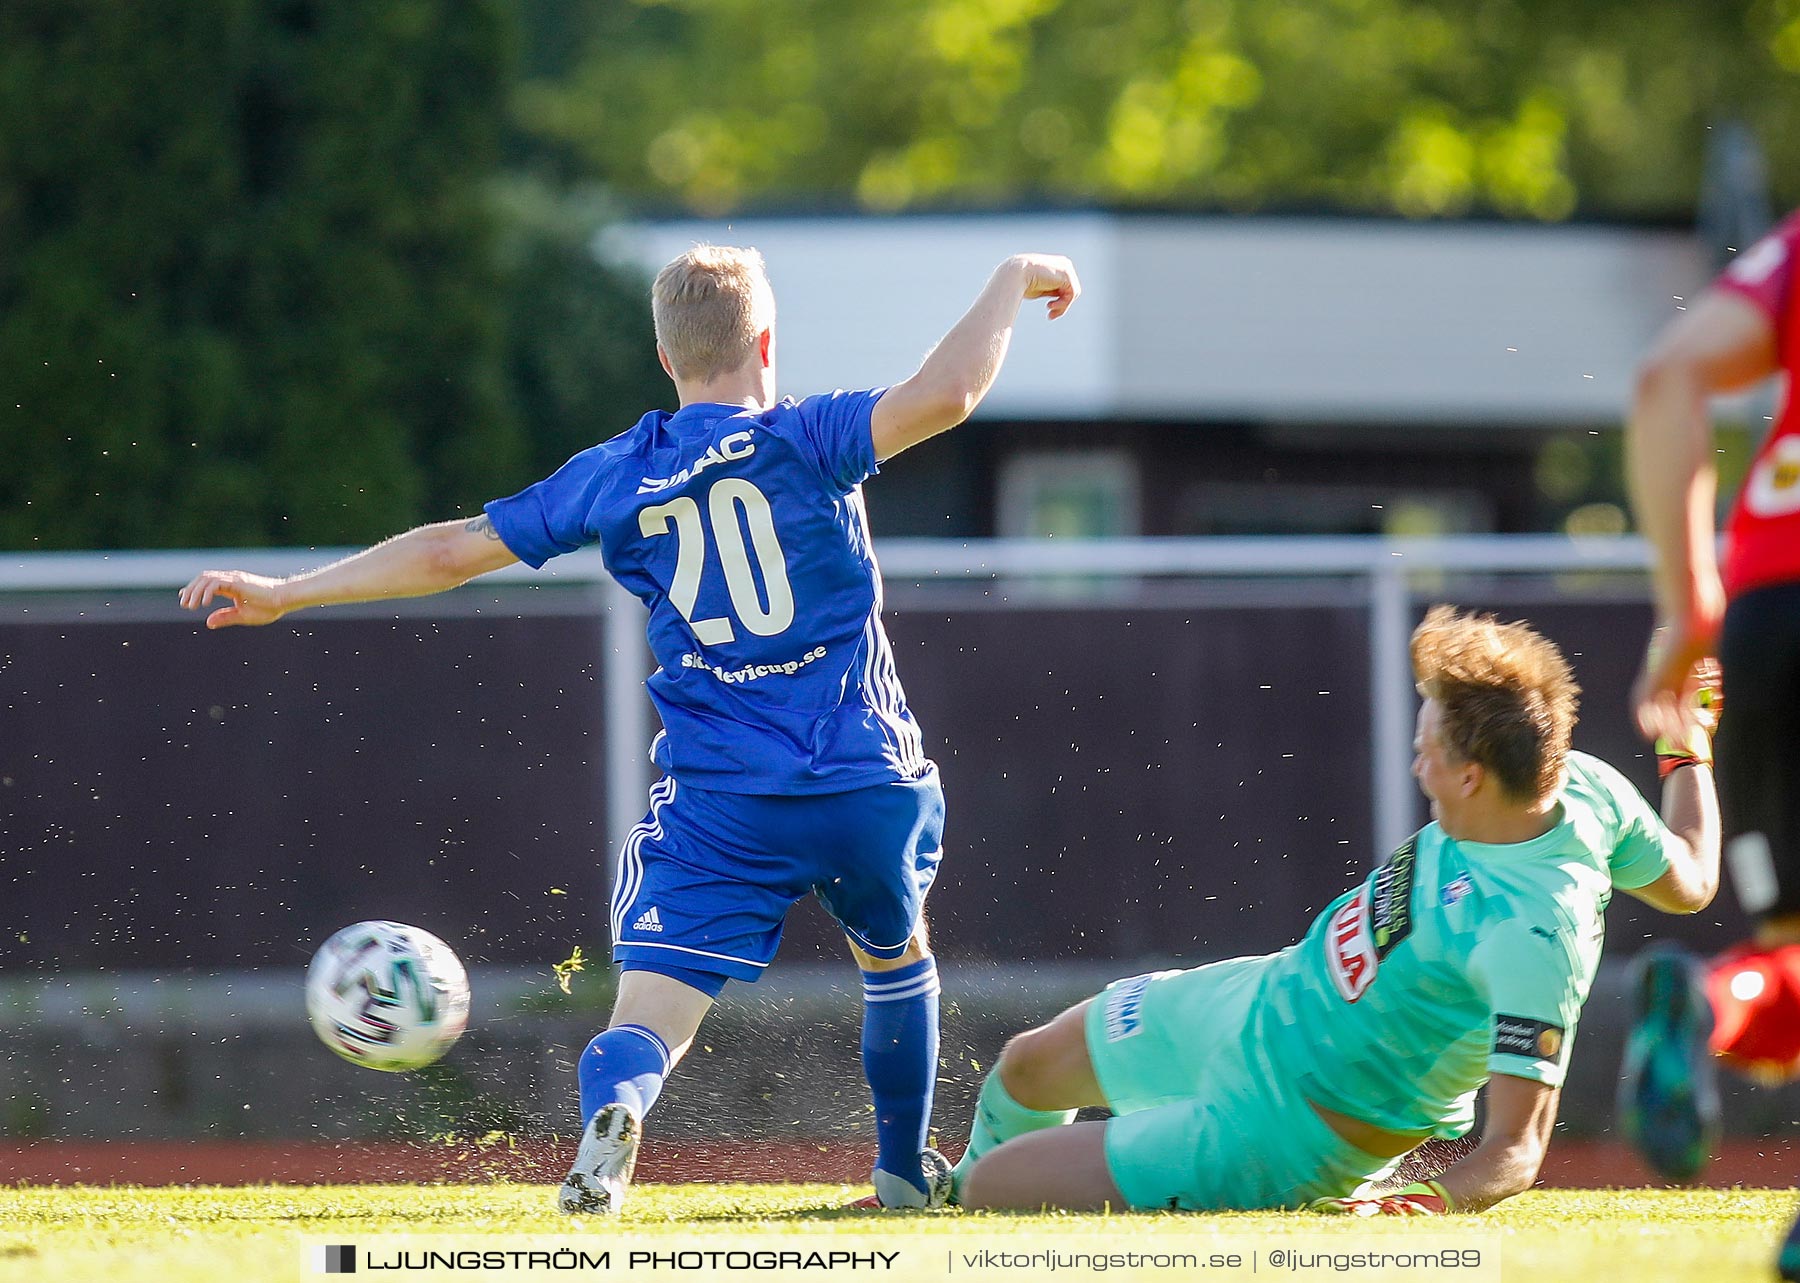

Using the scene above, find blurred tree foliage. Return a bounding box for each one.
[0,2,520,549]
[0,2,662,552]
[517,0,1800,219]
[493,179,671,481]
[7,0,1796,550]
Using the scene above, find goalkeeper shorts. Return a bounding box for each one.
[1084,956,1403,1210]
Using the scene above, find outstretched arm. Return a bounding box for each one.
[1623,658,1723,915]
[869,253,1080,462]
[1627,290,1776,743]
[179,514,519,628]
[1312,1076,1558,1216]
[1427,1074,1559,1212]
[1626,763,1721,914]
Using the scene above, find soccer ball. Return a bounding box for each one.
[304,921,470,1072]
[920,1148,955,1209]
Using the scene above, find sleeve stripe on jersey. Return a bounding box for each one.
[852,491,927,776]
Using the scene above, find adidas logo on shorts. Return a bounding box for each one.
[632,906,664,934]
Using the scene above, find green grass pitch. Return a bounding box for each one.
[0,1185,1793,1282]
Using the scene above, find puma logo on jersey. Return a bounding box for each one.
[637,430,756,494]
[632,906,665,933]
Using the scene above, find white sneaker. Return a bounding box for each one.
[558,1103,641,1215]
[864,1148,954,1209]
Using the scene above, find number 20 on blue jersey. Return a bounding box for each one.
[638,478,795,644]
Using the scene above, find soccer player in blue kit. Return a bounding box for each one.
[180,245,1081,1213]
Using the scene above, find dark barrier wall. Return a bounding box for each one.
[1,598,611,971]
[888,599,1376,962]
[0,586,1748,973]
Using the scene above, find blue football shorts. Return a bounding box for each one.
[610,766,945,982]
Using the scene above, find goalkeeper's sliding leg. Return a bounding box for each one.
[954,962,1413,1212]
[952,997,1120,1209]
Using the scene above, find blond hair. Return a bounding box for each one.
[1410,605,1580,802]
[651,245,775,383]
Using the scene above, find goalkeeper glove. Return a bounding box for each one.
[1655,658,1722,779]
[1308,1180,1452,1216]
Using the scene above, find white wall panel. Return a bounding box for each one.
[611,213,1715,427]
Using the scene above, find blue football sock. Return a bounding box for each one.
[861,957,941,1194]
[577,1024,671,1127]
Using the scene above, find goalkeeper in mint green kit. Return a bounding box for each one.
[955,606,1722,1214]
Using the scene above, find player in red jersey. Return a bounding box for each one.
[1622,208,1800,1278]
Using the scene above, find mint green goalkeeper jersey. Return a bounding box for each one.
[1256,751,1679,1139]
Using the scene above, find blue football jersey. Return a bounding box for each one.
[484,390,930,794]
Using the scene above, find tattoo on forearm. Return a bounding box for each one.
[465,515,501,540]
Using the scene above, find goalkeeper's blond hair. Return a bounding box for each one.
[1411,605,1580,802]
[651,245,776,383]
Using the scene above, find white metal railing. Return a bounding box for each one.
[0,536,1653,861]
